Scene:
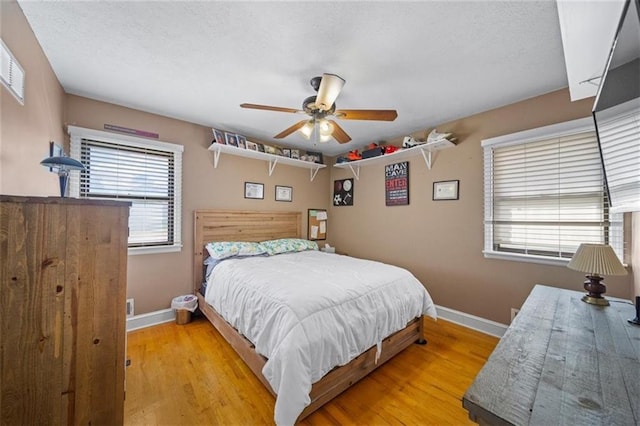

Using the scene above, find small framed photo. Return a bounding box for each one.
[275,185,292,202]
[264,145,277,155]
[246,141,259,151]
[225,132,238,147]
[306,151,324,164]
[433,180,459,201]
[236,134,247,149]
[282,148,291,158]
[212,128,225,145]
[244,182,264,199]
[257,143,265,153]
[290,149,300,160]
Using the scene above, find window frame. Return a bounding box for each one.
[68,125,184,255]
[482,117,624,266]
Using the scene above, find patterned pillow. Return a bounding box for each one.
[205,241,267,260]
[261,238,318,256]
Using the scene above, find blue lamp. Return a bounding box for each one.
[40,155,85,197]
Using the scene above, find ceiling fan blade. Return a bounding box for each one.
[316,73,345,111]
[328,120,352,144]
[240,103,302,114]
[334,109,398,121]
[274,120,309,139]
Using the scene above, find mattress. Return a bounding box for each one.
[204,250,436,425]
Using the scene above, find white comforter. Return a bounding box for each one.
[204,250,437,425]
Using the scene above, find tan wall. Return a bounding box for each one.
[0,0,65,196]
[65,95,330,314]
[329,88,635,324]
[3,0,637,321]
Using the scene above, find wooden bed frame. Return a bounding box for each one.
[193,209,425,422]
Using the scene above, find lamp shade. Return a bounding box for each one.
[315,73,345,111]
[567,243,627,276]
[40,156,85,170]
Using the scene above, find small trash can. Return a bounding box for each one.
[171,295,198,325]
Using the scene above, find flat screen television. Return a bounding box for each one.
[592,0,640,213]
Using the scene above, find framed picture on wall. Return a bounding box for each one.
[433,180,459,200]
[244,182,264,199]
[385,161,409,206]
[275,185,292,202]
[333,178,354,206]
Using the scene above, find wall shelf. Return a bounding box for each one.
[208,143,327,181]
[333,139,455,180]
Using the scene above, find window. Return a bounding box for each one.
[595,98,640,213]
[69,126,183,254]
[482,117,623,265]
[1,39,25,104]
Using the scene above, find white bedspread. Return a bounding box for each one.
[204,250,437,425]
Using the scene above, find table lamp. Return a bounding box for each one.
[567,243,627,306]
[40,154,85,197]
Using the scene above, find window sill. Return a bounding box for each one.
[128,244,182,256]
[483,250,570,267]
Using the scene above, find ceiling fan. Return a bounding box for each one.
[240,73,398,144]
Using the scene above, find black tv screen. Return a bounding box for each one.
[592,0,640,213]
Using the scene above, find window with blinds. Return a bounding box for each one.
[1,39,25,105]
[595,98,640,213]
[68,126,183,254]
[482,117,623,264]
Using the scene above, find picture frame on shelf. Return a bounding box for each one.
[236,134,247,149]
[264,145,277,155]
[225,132,238,147]
[244,182,264,199]
[275,185,292,202]
[306,151,324,164]
[290,149,300,160]
[282,148,291,158]
[246,141,259,151]
[257,143,265,153]
[433,180,459,200]
[212,128,225,145]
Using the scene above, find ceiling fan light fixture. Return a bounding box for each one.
[319,119,333,135]
[300,121,314,139]
[316,73,345,111]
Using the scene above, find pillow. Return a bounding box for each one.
[205,241,267,260]
[261,238,318,256]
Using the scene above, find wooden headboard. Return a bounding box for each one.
[193,209,302,292]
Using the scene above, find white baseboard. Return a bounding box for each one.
[435,305,508,338]
[126,305,508,338]
[126,308,175,332]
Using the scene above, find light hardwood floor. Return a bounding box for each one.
[124,316,498,425]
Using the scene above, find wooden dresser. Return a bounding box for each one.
[0,195,130,425]
[463,284,640,425]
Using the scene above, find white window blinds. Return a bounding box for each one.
[596,98,640,213]
[1,39,25,104]
[69,126,183,254]
[483,117,623,263]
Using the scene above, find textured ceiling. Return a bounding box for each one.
[19,1,570,156]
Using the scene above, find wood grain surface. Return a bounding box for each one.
[463,284,640,425]
[124,317,498,425]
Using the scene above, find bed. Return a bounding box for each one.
[193,209,436,425]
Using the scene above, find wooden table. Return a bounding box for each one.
[463,284,640,425]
